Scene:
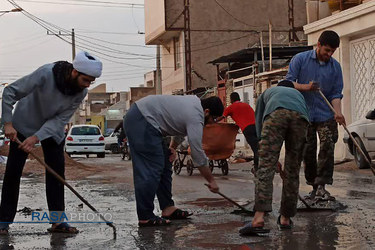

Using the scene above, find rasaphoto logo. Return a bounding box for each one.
[31,211,113,223]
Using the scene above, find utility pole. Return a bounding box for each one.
[156,45,162,94]
[288,0,299,42]
[72,28,76,60]
[269,21,273,71]
[259,32,265,73]
[183,0,192,92]
[47,28,76,61]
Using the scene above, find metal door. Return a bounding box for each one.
[350,35,375,121]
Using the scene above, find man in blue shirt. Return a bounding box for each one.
[286,30,345,199]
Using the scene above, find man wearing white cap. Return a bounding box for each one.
[0,51,102,235]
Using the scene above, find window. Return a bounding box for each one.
[71,126,100,136]
[174,37,181,70]
[234,81,243,87]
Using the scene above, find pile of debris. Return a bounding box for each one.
[0,145,101,180]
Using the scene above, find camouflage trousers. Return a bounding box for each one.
[254,109,308,217]
[303,119,338,186]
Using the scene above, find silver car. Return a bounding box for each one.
[65,125,105,158]
[343,109,375,169]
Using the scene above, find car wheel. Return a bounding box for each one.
[97,153,105,158]
[110,144,120,154]
[353,137,370,169]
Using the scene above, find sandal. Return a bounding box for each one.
[47,222,79,234]
[0,222,9,235]
[138,216,171,227]
[277,215,293,230]
[239,221,270,236]
[0,223,9,235]
[162,209,193,220]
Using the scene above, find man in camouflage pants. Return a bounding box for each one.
[286,30,345,198]
[240,80,309,235]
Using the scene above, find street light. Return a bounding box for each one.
[0,8,22,16]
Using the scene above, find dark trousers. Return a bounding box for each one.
[124,104,174,220]
[243,124,259,169]
[0,133,65,223]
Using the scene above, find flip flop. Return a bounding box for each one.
[0,223,9,235]
[162,209,193,220]
[138,216,171,227]
[277,215,293,230]
[47,222,79,234]
[239,222,270,236]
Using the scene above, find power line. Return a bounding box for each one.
[15,0,144,8]
[0,34,45,48]
[6,1,164,68]
[0,37,51,55]
[75,33,154,48]
[73,29,143,35]
[213,0,262,29]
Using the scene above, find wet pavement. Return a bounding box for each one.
[0,154,374,249]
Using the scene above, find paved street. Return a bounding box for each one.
[0,153,374,249]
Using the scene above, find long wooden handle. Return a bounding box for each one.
[204,183,251,212]
[15,138,117,236]
[317,90,374,175]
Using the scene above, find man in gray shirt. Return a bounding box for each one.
[124,95,223,227]
[0,51,102,235]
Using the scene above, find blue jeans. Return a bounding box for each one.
[124,104,174,220]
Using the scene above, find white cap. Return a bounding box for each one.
[73,51,102,78]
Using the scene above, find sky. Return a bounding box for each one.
[0,0,154,92]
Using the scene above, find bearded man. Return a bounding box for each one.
[0,51,102,235]
[286,30,345,200]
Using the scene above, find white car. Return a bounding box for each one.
[104,132,120,153]
[343,109,375,169]
[65,125,105,158]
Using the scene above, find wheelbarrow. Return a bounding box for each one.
[203,123,239,176]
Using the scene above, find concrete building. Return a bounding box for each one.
[304,0,375,160]
[145,0,307,94]
[144,70,157,87]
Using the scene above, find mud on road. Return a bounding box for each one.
[0,153,374,249]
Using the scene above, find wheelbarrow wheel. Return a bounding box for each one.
[187,159,194,176]
[173,160,182,175]
[209,160,214,173]
[219,160,229,175]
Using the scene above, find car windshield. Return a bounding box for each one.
[71,127,100,136]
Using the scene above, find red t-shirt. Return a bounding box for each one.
[223,101,255,131]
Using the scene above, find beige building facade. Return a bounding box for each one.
[145,0,307,94]
[304,0,375,160]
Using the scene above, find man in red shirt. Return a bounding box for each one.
[217,92,258,170]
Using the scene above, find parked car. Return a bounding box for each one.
[343,109,375,169]
[104,132,120,153]
[65,125,105,158]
